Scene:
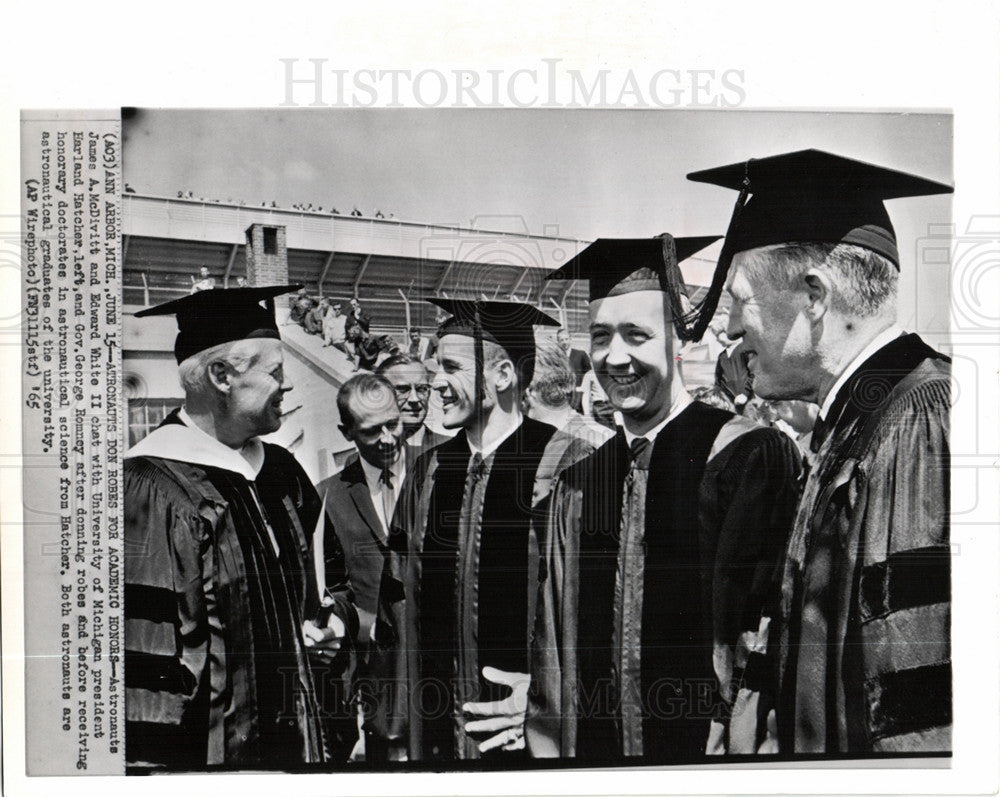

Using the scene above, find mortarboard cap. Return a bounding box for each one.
[547,236,722,301]
[134,284,302,363]
[546,234,722,342]
[425,297,559,385]
[687,148,953,268]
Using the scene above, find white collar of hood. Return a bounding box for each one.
[124,407,265,481]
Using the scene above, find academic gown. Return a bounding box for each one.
[375,416,556,762]
[526,401,802,763]
[777,333,951,754]
[124,411,358,769]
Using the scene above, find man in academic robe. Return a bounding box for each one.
[376,353,450,463]
[374,299,560,762]
[689,149,952,753]
[124,286,359,769]
[522,339,614,505]
[526,236,803,763]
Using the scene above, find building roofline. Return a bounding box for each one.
[123,193,588,245]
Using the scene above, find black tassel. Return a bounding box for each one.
[473,299,485,421]
[678,162,753,342]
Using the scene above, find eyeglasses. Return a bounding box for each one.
[392,383,432,399]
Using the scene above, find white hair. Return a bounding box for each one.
[178,337,278,402]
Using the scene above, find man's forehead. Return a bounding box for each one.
[242,337,283,361]
[348,386,397,419]
[437,333,475,356]
[589,289,669,324]
[384,362,427,381]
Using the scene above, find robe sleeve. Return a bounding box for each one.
[699,425,803,755]
[853,377,951,752]
[525,467,583,758]
[124,457,223,767]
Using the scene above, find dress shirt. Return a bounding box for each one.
[359,452,406,540]
[817,325,903,421]
[466,413,523,464]
[622,392,693,448]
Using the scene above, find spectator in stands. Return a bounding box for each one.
[423,310,450,362]
[405,327,429,361]
[235,276,250,288]
[323,300,350,355]
[291,289,316,327]
[376,354,449,460]
[190,266,216,293]
[304,298,326,335]
[350,325,398,372]
[347,297,371,334]
[556,328,591,412]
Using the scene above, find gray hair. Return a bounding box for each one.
[739,242,898,317]
[178,338,275,402]
[529,341,575,409]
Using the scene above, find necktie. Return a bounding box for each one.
[629,436,653,469]
[379,468,395,539]
[613,435,653,755]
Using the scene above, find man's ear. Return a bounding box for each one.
[493,358,515,393]
[803,268,831,322]
[207,360,232,394]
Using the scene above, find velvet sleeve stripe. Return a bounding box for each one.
[732,651,773,695]
[126,720,208,768]
[859,545,951,623]
[125,650,199,695]
[865,660,952,741]
[124,584,180,625]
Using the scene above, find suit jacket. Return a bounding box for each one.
[316,453,390,643]
[567,348,592,411]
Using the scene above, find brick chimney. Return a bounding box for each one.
[245,223,289,295]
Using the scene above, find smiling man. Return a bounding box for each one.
[527,236,803,763]
[374,298,559,762]
[690,149,953,754]
[124,286,358,769]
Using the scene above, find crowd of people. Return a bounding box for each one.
[124,149,952,771]
[284,289,407,372]
[170,189,393,218]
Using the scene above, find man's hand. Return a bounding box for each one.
[302,610,347,662]
[461,666,529,753]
